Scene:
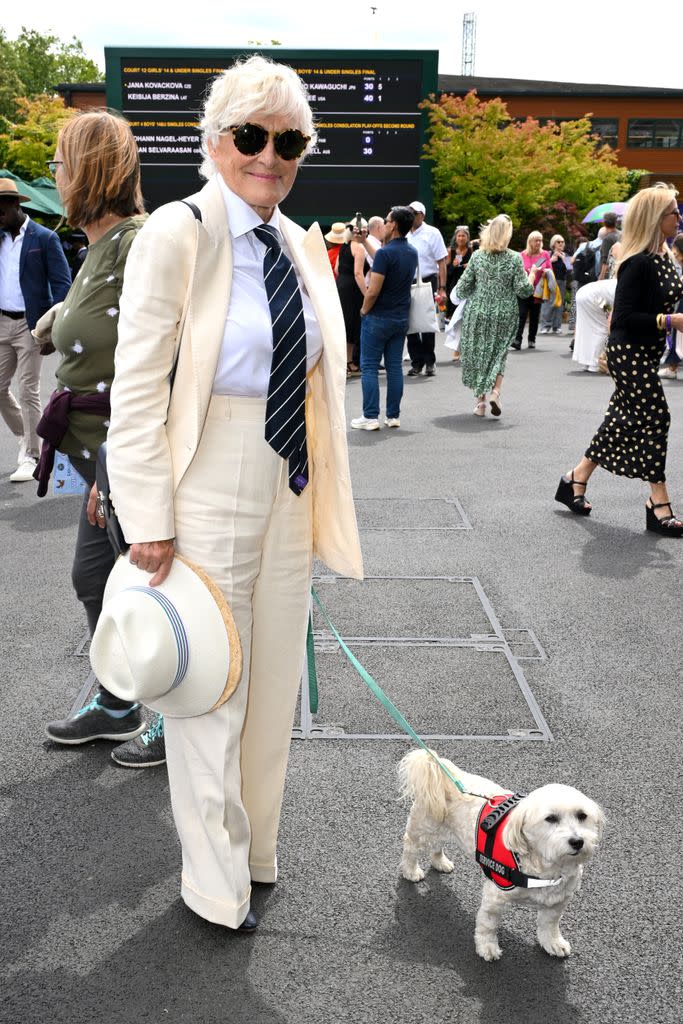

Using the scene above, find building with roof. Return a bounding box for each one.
[437,76,683,193]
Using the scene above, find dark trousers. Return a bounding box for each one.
[516,297,541,346]
[407,274,437,368]
[70,455,132,710]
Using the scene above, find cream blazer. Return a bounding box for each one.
[107,176,363,580]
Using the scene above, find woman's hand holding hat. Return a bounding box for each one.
[129,539,176,586]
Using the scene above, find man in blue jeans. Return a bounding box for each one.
[351,206,418,431]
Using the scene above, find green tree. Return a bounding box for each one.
[0,27,102,118]
[422,91,629,243]
[0,95,74,180]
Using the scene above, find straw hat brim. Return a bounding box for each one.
[175,553,242,712]
[0,181,31,202]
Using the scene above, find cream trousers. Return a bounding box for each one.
[165,395,313,928]
[0,314,41,460]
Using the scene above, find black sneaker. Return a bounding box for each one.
[46,696,145,746]
[407,366,422,376]
[425,366,436,377]
[111,714,166,768]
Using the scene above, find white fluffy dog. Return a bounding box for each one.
[398,750,605,961]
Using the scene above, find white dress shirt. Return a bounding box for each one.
[0,216,28,311]
[408,221,448,279]
[212,177,323,398]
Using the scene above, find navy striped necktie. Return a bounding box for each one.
[254,223,308,496]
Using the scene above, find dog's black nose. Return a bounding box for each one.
[568,838,584,851]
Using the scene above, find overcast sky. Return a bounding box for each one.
[3,0,681,90]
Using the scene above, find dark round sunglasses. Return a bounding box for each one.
[229,123,311,161]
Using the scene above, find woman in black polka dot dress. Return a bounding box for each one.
[555,186,683,535]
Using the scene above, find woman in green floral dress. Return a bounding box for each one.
[454,215,537,417]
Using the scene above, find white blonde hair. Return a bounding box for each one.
[199,54,317,179]
[524,230,543,253]
[550,234,564,249]
[617,186,678,273]
[479,214,513,253]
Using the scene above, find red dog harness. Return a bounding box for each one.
[475,793,563,890]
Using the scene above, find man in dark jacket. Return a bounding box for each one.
[0,178,71,481]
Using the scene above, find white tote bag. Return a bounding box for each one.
[444,299,466,351]
[408,275,439,335]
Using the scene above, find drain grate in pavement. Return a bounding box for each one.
[74,634,90,657]
[354,497,472,531]
[293,575,552,743]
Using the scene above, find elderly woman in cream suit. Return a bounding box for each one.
[106,55,363,932]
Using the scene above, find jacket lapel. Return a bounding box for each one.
[186,178,233,420]
[18,219,35,278]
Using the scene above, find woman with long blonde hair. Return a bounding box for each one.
[555,185,683,534]
[454,214,535,416]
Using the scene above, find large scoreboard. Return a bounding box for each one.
[105,48,438,224]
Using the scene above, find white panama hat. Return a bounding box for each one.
[90,553,242,718]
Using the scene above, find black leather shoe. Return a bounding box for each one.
[407,366,422,376]
[237,909,258,932]
[510,341,521,350]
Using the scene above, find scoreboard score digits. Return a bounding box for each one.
[106,49,438,222]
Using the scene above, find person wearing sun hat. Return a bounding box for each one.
[0,177,71,481]
[324,221,346,274]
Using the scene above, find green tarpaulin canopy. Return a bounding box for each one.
[0,169,64,216]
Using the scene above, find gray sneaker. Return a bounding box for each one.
[46,696,144,745]
[111,714,166,768]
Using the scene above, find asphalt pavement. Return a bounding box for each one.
[1,332,681,1024]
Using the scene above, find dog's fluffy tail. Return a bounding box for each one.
[397,749,466,822]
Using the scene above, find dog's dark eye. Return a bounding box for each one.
[576,811,588,822]
[545,814,559,823]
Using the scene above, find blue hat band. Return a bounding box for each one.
[130,586,189,693]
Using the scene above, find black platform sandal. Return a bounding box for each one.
[645,502,683,536]
[555,472,592,515]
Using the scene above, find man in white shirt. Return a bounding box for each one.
[406,201,447,377]
[0,179,71,481]
[360,215,383,271]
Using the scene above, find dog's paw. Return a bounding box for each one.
[475,937,503,962]
[539,934,571,958]
[430,852,455,874]
[400,863,426,883]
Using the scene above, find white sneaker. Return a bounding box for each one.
[658,366,678,379]
[10,456,38,482]
[384,417,400,428]
[350,416,380,431]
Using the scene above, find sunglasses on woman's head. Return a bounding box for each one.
[228,123,310,160]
